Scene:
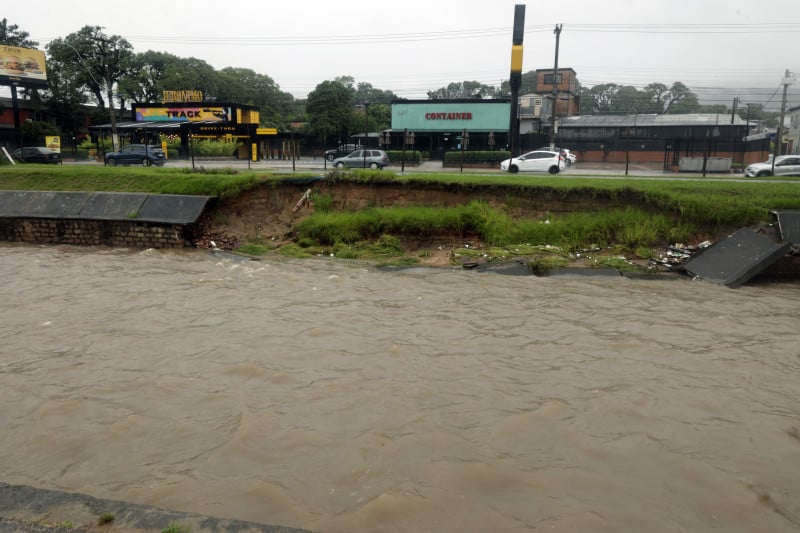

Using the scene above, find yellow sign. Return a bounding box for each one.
[162,90,204,103]
[256,128,278,135]
[0,45,47,88]
[45,136,61,153]
[161,141,168,159]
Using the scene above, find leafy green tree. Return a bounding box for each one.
[427,81,501,99]
[306,80,355,146]
[737,103,779,128]
[353,82,397,104]
[0,18,38,47]
[216,67,297,129]
[46,26,133,113]
[646,82,693,114]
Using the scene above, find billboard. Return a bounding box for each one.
[134,105,232,123]
[0,45,47,88]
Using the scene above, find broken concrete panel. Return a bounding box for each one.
[683,228,792,287]
[137,195,211,224]
[772,210,800,246]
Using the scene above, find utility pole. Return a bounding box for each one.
[507,4,525,157]
[549,24,563,150]
[772,70,792,175]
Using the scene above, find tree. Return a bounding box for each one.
[0,18,38,48]
[737,103,780,128]
[46,26,133,112]
[427,81,501,99]
[306,80,355,146]
[587,83,620,114]
[46,26,134,149]
[353,82,397,105]
[645,81,693,114]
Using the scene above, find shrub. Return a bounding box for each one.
[385,150,422,164]
[444,150,511,165]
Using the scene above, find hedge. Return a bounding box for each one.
[443,150,511,165]
[385,150,422,164]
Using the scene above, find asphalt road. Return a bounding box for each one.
[58,157,798,183]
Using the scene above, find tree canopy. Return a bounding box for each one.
[1,17,781,140]
[0,18,38,48]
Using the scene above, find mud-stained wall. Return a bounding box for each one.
[0,218,187,248]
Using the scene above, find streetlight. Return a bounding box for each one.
[363,101,370,169]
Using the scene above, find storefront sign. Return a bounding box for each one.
[162,90,204,103]
[135,106,232,123]
[425,112,473,120]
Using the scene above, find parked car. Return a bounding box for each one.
[332,149,389,170]
[325,144,359,162]
[105,144,166,166]
[500,150,565,174]
[11,146,62,164]
[745,155,800,177]
[535,146,576,166]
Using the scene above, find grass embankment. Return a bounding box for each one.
[2,165,799,269]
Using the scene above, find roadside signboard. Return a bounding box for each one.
[0,45,47,88]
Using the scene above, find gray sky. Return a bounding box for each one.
[5,0,800,109]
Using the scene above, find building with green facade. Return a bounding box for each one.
[390,99,511,159]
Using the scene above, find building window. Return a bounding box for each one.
[543,74,563,86]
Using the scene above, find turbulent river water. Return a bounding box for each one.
[2,244,800,533]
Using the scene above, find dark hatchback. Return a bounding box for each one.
[105,144,166,166]
[12,147,62,164]
[325,143,359,162]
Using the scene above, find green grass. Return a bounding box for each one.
[0,165,318,200]
[161,522,190,533]
[97,513,115,526]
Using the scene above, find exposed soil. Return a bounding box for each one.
[192,178,713,268]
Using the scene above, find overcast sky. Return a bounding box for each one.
[5,0,799,110]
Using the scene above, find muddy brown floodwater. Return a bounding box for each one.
[2,244,799,532]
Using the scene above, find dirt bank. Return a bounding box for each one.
[192,178,713,268]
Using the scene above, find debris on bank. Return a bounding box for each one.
[680,211,800,287]
[0,482,314,533]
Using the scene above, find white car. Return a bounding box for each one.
[744,155,800,177]
[500,150,565,174]
[535,146,577,166]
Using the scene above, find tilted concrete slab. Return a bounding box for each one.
[0,191,89,218]
[80,193,148,220]
[772,210,800,246]
[0,191,211,224]
[683,228,792,287]
[137,194,212,224]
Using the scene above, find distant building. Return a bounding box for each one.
[517,68,580,136]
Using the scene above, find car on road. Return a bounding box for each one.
[105,144,166,167]
[500,150,565,174]
[745,155,800,177]
[11,146,62,164]
[325,144,359,162]
[535,146,577,166]
[332,149,389,170]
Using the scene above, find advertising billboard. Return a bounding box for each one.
[0,45,47,89]
[134,106,232,123]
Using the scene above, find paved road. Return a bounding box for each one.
[60,157,795,182]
